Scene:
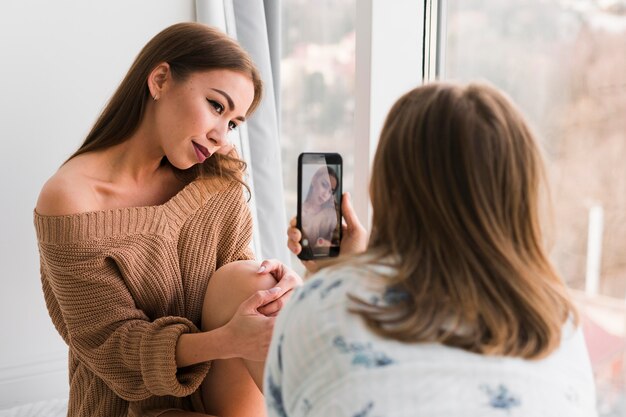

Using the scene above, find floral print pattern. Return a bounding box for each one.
[333,336,395,368]
[480,384,521,410]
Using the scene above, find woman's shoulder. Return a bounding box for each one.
[36,161,100,217]
[290,260,392,312]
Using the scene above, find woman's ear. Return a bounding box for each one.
[147,62,170,100]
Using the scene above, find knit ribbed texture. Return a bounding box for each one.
[34,179,254,417]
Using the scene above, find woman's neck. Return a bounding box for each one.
[99,122,168,187]
[303,200,323,214]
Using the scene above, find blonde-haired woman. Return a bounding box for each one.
[276,82,597,416]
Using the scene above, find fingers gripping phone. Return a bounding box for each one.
[297,153,343,260]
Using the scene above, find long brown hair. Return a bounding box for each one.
[353,82,577,359]
[67,22,263,185]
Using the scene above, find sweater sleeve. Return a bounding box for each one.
[215,185,256,267]
[38,243,210,401]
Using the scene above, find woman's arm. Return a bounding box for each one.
[39,258,209,401]
[175,319,233,367]
[176,286,283,367]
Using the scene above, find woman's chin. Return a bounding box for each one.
[167,156,201,171]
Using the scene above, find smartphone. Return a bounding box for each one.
[297,152,343,260]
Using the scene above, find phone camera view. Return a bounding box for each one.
[298,153,342,260]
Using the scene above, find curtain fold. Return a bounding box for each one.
[232,0,289,264]
[263,0,281,123]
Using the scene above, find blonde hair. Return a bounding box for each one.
[353,82,576,359]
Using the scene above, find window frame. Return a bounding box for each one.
[353,0,428,228]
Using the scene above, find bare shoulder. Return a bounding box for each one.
[36,163,99,216]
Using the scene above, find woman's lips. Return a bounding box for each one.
[192,141,210,163]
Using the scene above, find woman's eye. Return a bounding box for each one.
[207,99,224,114]
[228,121,238,131]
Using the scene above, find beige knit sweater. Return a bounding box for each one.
[34,179,254,417]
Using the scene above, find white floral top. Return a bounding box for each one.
[264,264,598,417]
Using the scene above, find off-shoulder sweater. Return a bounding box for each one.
[34,179,254,417]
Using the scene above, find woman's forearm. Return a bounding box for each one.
[175,325,236,368]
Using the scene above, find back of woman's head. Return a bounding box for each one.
[70,22,263,183]
[362,81,576,359]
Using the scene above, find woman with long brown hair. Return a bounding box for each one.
[277,82,597,416]
[34,23,301,417]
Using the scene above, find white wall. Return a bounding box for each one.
[0,0,195,408]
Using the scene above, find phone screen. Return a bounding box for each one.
[297,153,343,260]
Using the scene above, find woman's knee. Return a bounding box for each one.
[201,260,278,331]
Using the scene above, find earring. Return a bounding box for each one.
[153,94,159,101]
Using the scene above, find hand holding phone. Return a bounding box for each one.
[297,153,343,260]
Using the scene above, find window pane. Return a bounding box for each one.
[281,0,356,272]
[444,1,626,414]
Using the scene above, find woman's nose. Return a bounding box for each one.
[207,124,229,147]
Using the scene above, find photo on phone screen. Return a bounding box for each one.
[297,153,343,260]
